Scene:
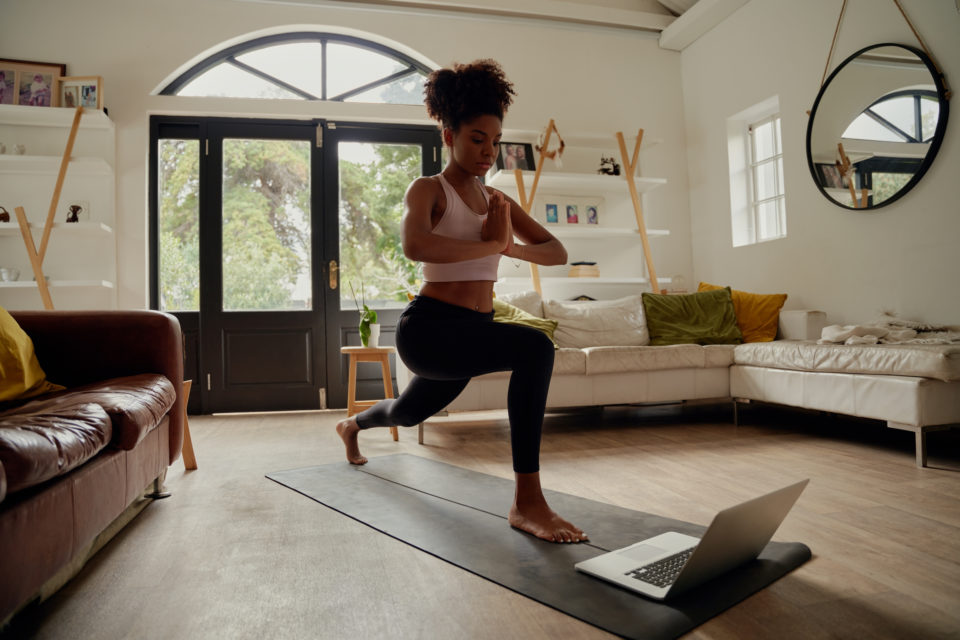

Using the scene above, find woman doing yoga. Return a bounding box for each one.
[336,59,587,544]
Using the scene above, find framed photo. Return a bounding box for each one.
[544,203,559,224]
[0,58,66,107]
[496,142,536,172]
[59,76,103,109]
[585,205,599,225]
[817,163,844,189]
[565,204,579,224]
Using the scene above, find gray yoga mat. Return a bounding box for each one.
[267,454,811,640]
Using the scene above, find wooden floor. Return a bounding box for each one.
[5,402,960,639]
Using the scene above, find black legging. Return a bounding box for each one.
[354,295,555,473]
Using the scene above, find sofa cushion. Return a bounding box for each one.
[498,290,544,318]
[543,295,649,348]
[642,288,742,346]
[0,401,112,498]
[734,340,960,382]
[0,305,65,403]
[2,374,177,451]
[698,282,787,343]
[584,344,736,375]
[493,299,558,347]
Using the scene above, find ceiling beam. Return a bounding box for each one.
[235,0,677,32]
[658,0,747,51]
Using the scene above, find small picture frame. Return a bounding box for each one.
[59,76,103,110]
[566,204,579,224]
[545,203,559,224]
[497,142,536,172]
[816,163,844,189]
[0,58,65,107]
[585,205,599,225]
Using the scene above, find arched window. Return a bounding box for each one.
[842,89,940,143]
[161,32,431,105]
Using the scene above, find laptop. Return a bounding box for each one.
[574,479,809,601]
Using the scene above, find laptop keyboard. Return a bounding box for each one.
[625,547,695,588]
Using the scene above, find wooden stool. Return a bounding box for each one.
[341,346,399,441]
[181,380,198,470]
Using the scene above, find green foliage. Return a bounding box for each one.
[339,143,422,308]
[158,136,421,313]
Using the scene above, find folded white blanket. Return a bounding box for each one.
[819,316,960,345]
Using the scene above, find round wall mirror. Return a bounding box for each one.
[806,43,950,210]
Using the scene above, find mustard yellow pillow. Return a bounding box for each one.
[493,299,559,348]
[0,306,65,402]
[698,282,787,343]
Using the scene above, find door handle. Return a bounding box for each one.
[328,259,338,290]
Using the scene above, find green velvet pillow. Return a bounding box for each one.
[641,288,743,346]
[493,299,559,348]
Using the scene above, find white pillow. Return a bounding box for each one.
[542,295,649,348]
[498,290,543,317]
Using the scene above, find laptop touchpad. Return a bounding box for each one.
[618,543,669,563]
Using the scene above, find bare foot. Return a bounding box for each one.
[336,417,367,465]
[509,472,587,543]
[508,502,588,543]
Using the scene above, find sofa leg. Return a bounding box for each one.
[733,399,748,426]
[145,476,171,499]
[418,422,424,445]
[887,422,954,468]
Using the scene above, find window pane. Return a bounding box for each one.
[327,43,406,99]
[843,113,904,141]
[346,72,425,105]
[872,172,913,205]
[920,97,939,141]
[178,63,301,100]
[339,142,422,310]
[756,199,781,241]
[236,42,324,98]
[774,117,782,154]
[873,96,917,138]
[777,157,785,195]
[752,120,776,161]
[222,139,312,311]
[158,139,200,311]
[754,159,777,201]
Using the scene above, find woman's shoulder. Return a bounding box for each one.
[405,175,446,212]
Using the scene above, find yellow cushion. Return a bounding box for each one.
[493,298,559,348]
[0,306,65,402]
[698,282,787,343]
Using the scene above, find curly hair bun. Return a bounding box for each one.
[424,59,516,130]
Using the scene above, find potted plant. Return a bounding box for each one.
[350,281,379,347]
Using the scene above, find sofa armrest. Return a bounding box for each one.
[778,310,827,341]
[11,310,185,464]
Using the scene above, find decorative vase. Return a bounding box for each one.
[368,323,380,348]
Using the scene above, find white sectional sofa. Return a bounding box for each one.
[394,292,960,467]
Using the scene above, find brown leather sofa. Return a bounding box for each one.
[0,310,184,625]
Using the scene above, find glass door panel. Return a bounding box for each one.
[157,139,200,312]
[221,138,312,311]
[338,141,422,311]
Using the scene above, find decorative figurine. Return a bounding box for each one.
[0,206,9,223]
[598,156,620,175]
[66,204,82,223]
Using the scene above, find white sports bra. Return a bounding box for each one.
[421,174,502,283]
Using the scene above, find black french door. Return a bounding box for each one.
[150,116,439,413]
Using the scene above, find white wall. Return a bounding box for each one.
[1,0,692,309]
[680,0,960,325]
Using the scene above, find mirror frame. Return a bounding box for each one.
[806,43,950,211]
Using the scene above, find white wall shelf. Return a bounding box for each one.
[0,221,113,236]
[488,170,666,197]
[0,104,113,129]
[548,226,668,239]
[0,155,112,176]
[0,280,114,289]
[501,129,662,151]
[0,104,117,310]
[499,276,672,285]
